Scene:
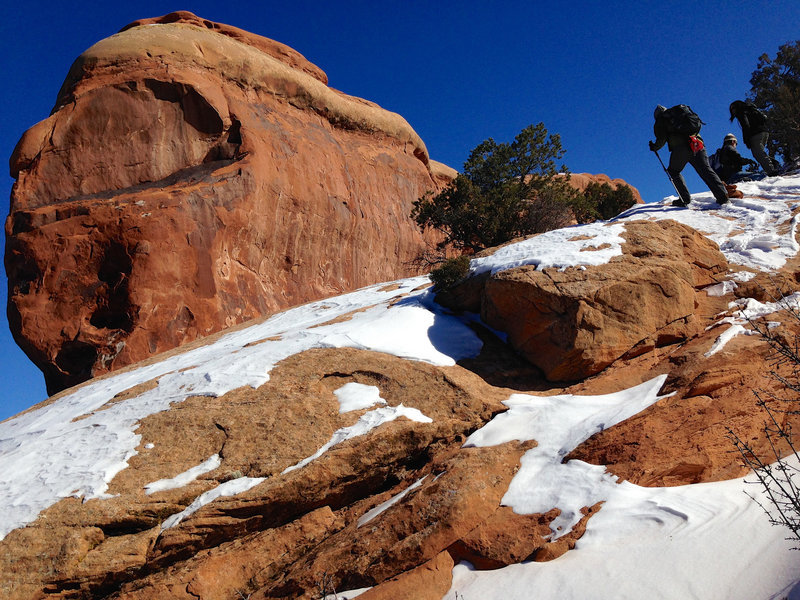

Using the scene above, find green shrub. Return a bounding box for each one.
[412,123,577,253]
[580,181,636,222]
[749,40,800,163]
[429,255,471,290]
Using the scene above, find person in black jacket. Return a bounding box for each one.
[712,133,757,183]
[729,100,780,176]
[649,105,729,207]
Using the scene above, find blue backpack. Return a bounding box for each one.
[709,150,722,173]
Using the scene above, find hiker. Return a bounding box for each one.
[729,100,780,176]
[710,133,758,183]
[649,104,730,207]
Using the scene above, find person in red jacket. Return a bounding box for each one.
[649,105,729,207]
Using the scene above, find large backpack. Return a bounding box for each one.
[662,104,704,135]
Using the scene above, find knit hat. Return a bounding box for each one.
[724,133,737,143]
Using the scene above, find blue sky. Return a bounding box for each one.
[1,0,799,420]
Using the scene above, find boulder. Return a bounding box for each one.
[481,220,728,381]
[5,12,450,394]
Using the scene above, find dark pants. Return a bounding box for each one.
[668,144,728,204]
[748,131,780,175]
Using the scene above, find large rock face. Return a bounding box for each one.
[448,220,728,381]
[5,11,452,394]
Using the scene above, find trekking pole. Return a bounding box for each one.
[652,148,683,199]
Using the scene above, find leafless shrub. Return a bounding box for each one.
[728,285,800,546]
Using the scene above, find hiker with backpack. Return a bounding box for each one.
[649,104,730,207]
[729,100,781,176]
[709,133,758,184]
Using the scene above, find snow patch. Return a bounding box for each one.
[282,405,432,475]
[358,476,427,527]
[465,376,670,538]
[335,383,386,413]
[0,277,478,540]
[161,476,265,530]
[144,454,222,495]
[470,221,626,276]
[705,292,800,356]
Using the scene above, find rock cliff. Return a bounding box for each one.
[5,11,453,394]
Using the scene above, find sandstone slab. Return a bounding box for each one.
[479,219,728,381]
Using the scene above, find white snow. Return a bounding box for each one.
[1,175,800,598]
[144,454,222,495]
[470,174,800,279]
[705,280,738,296]
[282,404,432,474]
[464,376,671,538]
[704,291,800,357]
[449,374,800,599]
[470,221,626,276]
[705,323,749,357]
[447,464,800,600]
[335,382,386,413]
[618,176,800,271]
[730,270,757,282]
[0,277,480,540]
[161,476,266,530]
[358,475,428,528]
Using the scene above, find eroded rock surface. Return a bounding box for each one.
[5,12,800,600]
[449,219,728,381]
[5,11,450,394]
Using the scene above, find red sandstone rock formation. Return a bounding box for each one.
[4,12,786,600]
[2,219,799,599]
[441,219,728,381]
[5,11,452,394]
[566,172,644,205]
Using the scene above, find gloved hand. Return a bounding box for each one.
[649,140,657,151]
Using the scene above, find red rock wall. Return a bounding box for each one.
[5,12,450,393]
[566,173,644,204]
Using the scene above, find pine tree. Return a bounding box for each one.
[411,123,578,253]
[749,41,800,163]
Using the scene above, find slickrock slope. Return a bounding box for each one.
[3,177,800,599]
[5,11,451,394]
[4,12,800,599]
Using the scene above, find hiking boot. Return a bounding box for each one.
[672,199,689,207]
[725,185,743,199]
